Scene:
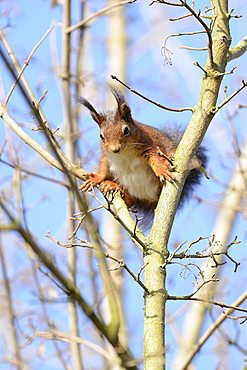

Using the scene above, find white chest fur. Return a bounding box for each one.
[107,148,161,202]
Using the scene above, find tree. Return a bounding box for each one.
[0,0,247,369]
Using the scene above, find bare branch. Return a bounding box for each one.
[169,12,193,21]
[0,199,137,369]
[86,190,147,251]
[180,46,207,51]
[169,295,247,315]
[0,158,68,186]
[179,290,247,370]
[111,75,193,112]
[105,254,149,293]
[0,237,23,368]
[149,1,183,6]
[153,0,214,65]
[34,328,115,361]
[167,235,241,272]
[215,80,247,112]
[179,1,213,65]
[0,107,86,181]
[193,61,208,74]
[46,231,149,293]
[66,0,137,34]
[227,35,247,62]
[162,30,206,63]
[4,26,54,106]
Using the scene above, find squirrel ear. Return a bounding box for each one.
[75,94,103,127]
[90,111,104,126]
[118,102,132,122]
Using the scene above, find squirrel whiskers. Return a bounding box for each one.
[77,86,207,217]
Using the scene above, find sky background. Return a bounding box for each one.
[1,0,247,369]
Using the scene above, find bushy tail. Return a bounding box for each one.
[161,126,208,208]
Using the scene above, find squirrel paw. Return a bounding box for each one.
[153,165,176,183]
[99,180,134,208]
[149,150,176,183]
[80,177,134,207]
[98,180,121,194]
[79,173,105,192]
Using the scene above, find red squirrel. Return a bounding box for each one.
[77,86,207,214]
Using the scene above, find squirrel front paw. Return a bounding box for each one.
[148,148,176,183]
[80,176,134,207]
[150,159,176,182]
[98,180,121,193]
[79,173,105,192]
[99,181,134,208]
[154,165,176,183]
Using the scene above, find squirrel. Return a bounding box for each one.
[77,86,207,216]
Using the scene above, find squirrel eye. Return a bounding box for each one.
[123,126,130,136]
[100,132,105,141]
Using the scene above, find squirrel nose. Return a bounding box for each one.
[109,144,121,153]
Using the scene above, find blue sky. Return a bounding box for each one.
[1,1,247,369]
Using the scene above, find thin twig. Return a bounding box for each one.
[46,231,148,292]
[66,0,136,34]
[166,240,187,264]
[170,235,241,272]
[30,261,69,368]
[181,46,207,51]
[169,12,192,21]
[169,277,219,300]
[216,66,237,77]
[0,107,86,181]
[179,0,213,65]
[0,158,68,187]
[137,262,149,281]
[37,89,48,107]
[34,329,115,361]
[193,61,208,74]
[0,237,23,368]
[162,30,206,64]
[111,75,193,112]
[68,205,104,240]
[154,0,214,65]
[46,232,93,249]
[105,254,149,293]
[169,295,247,314]
[4,26,54,106]
[215,80,247,112]
[88,191,147,251]
[179,290,247,370]
[149,1,183,6]
[182,235,210,254]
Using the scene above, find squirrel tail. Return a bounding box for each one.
[180,145,207,208]
[161,126,208,208]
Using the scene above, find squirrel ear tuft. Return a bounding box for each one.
[75,94,103,126]
[108,85,132,122]
[108,84,126,105]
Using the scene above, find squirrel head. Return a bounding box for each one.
[76,86,137,153]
